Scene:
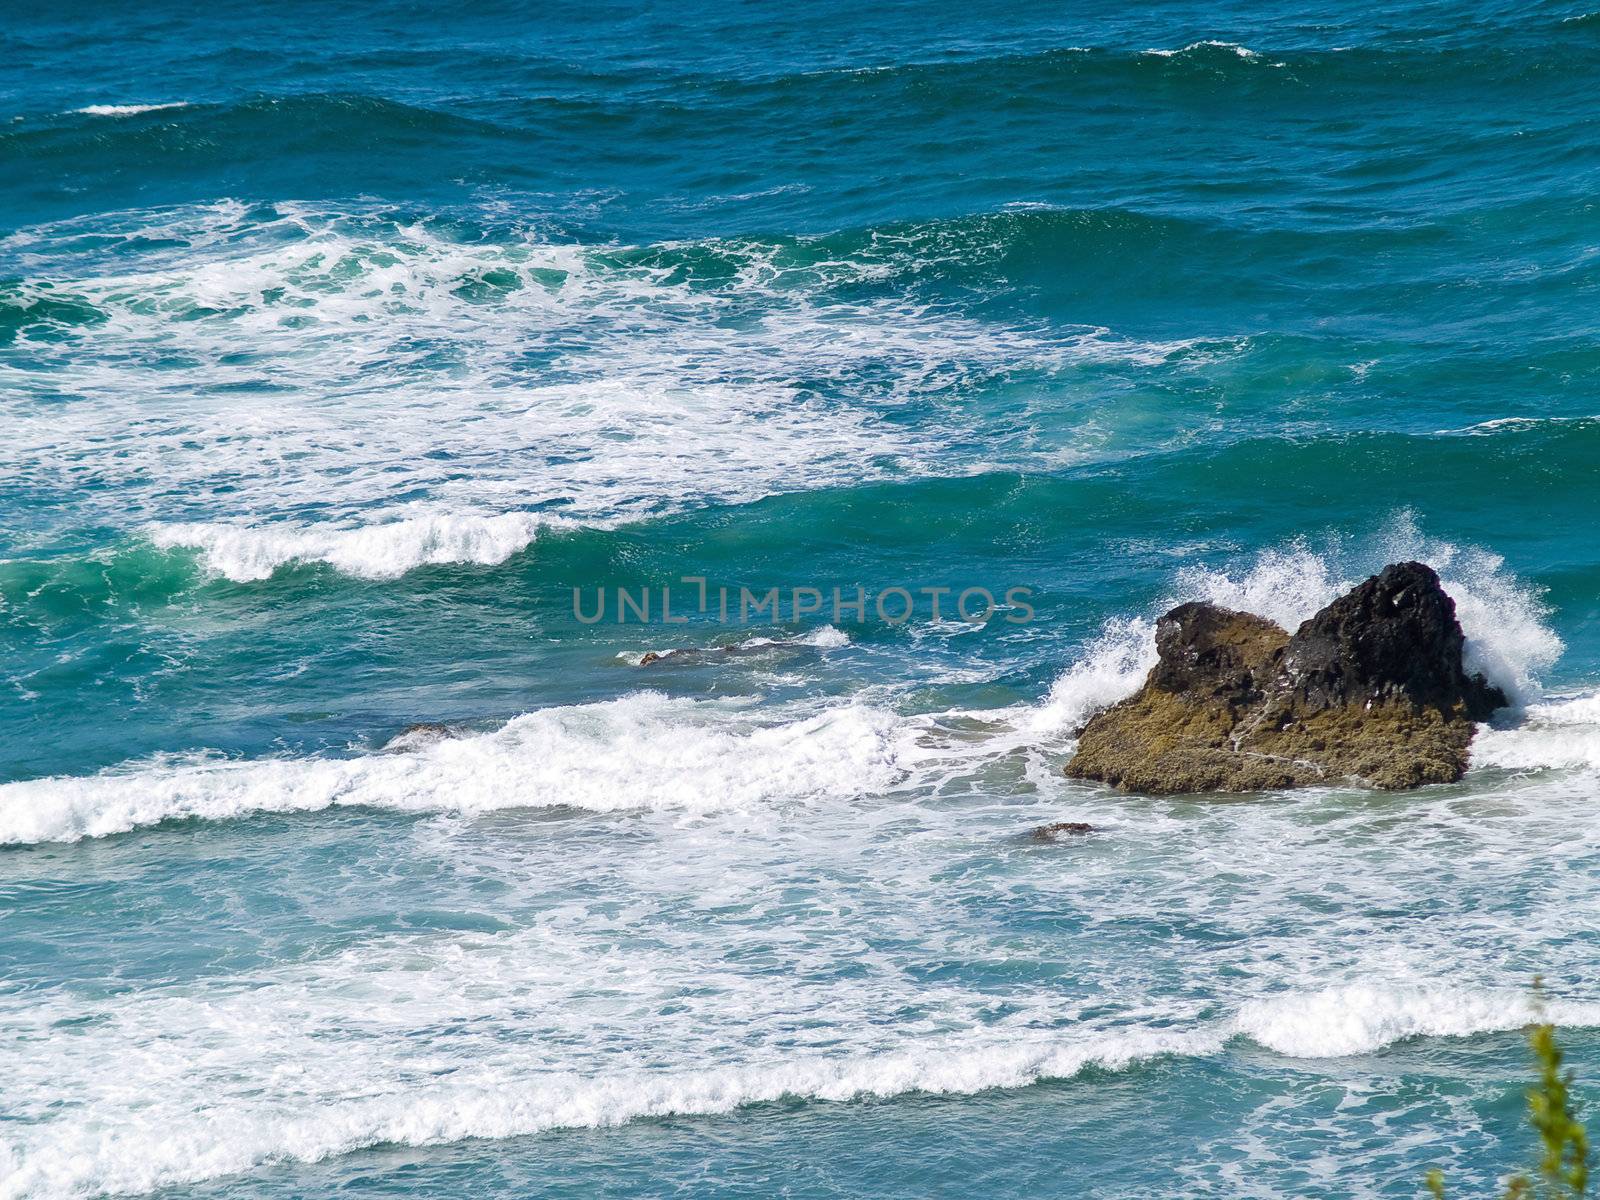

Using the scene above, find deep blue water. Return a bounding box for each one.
[5,2,1600,1197]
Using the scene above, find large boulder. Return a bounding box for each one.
[1278,561,1504,718]
[1065,562,1507,794]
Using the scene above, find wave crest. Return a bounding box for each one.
[6,979,1597,1199]
[149,509,578,581]
[70,102,189,117]
[1236,984,1600,1058]
[1,200,1257,581]
[0,694,916,845]
[0,1024,1210,1200]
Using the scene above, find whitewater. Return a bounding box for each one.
[9,2,1600,1198]
[6,533,1600,1195]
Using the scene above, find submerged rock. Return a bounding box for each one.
[383,722,466,752]
[631,638,817,667]
[1031,821,1097,841]
[1065,562,1508,794]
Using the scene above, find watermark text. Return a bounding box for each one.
[572,578,1035,626]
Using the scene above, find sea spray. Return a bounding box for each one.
[1033,517,1563,737]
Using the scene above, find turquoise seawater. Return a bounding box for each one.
[5,3,1600,1196]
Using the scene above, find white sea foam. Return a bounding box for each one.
[7,685,1600,1196]
[732,624,853,651]
[149,509,579,581]
[0,693,915,845]
[1172,544,1344,633]
[71,102,189,117]
[1436,415,1600,436]
[9,969,1599,1198]
[800,624,851,648]
[0,1023,1214,1200]
[2,203,936,576]
[1,201,1248,580]
[1144,41,1263,59]
[1235,984,1600,1058]
[1472,693,1600,771]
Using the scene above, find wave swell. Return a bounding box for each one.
[0,694,915,845]
[148,510,582,582]
[4,981,1595,1200]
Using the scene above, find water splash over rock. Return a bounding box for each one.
[1065,562,1507,793]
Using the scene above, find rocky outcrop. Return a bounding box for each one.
[1065,562,1507,794]
[1031,821,1097,841]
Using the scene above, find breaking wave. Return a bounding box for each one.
[0,1025,1213,1200]
[70,102,190,117]
[4,978,1594,1200]
[1473,693,1600,772]
[0,694,917,845]
[148,509,582,582]
[1235,984,1600,1059]
[1,201,1256,579]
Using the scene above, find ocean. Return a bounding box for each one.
[4,2,1600,1195]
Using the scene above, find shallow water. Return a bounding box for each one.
[5,2,1600,1196]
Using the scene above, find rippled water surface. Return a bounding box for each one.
[5,2,1600,1196]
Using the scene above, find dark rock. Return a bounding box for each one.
[632,641,800,667]
[1279,562,1506,718]
[384,722,465,751]
[1031,821,1097,841]
[635,648,714,666]
[1065,563,1507,794]
[1149,601,1288,703]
